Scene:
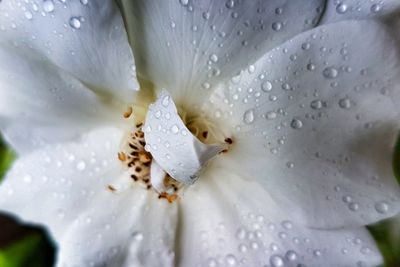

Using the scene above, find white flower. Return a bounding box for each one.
[0,0,400,266]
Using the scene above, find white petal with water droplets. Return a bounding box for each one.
[0,0,138,101]
[320,0,400,23]
[178,166,382,267]
[0,45,117,153]
[144,90,223,185]
[207,20,400,228]
[120,0,324,107]
[0,127,177,267]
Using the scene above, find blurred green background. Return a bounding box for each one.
[0,136,55,267]
[0,135,399,267]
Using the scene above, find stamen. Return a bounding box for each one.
[123,106,133,118]
[118,152,127,162]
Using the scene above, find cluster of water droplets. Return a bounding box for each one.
[1,0,89,30]
[334,2,383,15]
[194,210,377,267]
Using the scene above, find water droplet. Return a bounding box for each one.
[349,202,359,211]
[307,63,316,71]
[336,3,348,14]
[132,231,144,241]
[342,195,352,203]
[323,67,338,79]
[202,12,210,20]
[202,82,211,89]
[290,118,303,129]
[261,81,273,92]
[225,254,237,266]
[285,250,297,261]
[24,11,33,20]
[301,42,311,50]
[338,97,352,109]
[171,125,179,134]
[266,111,277,120]
[270,255,284,267]
[370,4,381,13]
[154,110,162,119]
[310,99,325,110]
[281,83,291,91]
[76,160,86,171]
[282,220,293,229]
[243,109,255,124]
[375,201,390,214]
[162,95,170,107]
[43,0,55,13]
[180,0,189,6]
[225,0,235,9]
[209,54,218,63]
[272,22,282,31]
[69,17,82,29]
[313,249,322,257]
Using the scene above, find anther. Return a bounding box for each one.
[107,185,116,192]
[224,137,233,144]
[118,152,127,162]
[123,106,133,118]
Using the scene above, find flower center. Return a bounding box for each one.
[117,90,232,203]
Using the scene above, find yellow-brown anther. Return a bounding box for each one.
[123,106,133,118]
[118,152,127,162]
[139,152,152,164]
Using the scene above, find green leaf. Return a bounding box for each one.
[0,136,16,181]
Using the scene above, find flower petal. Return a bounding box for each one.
[320,0,400,24]
[119,0,324,106]
[0,45,119,153]
[0,0,138,100]
[205,20,400,228]
[0,127,177,267]
[178,166,382,267]
[144,90,223,185]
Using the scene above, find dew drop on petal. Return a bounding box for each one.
[243,109,255,124]
[24,11,33,20]
[307,63,316,71]
[290,118,303,129]
[272,22,282,31]
[76,160,86,171]
[336,3,348,14]
[132,232,144,242]
[266,111,277,120]
[270,255,284,267]
[323,67,338,79]
[375,201,390,214]
[162,95,170,107]
[225,0,235,9]
[261,81,273,92]
[171,124,179,134]
[338,97,352,109]
[43,0,55,13]
[285,250,298,261]
[209,54,218,63]
[310,99,325,110]
[225,254,237,266]
[69,17,82,29]
[370,4,381,13]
